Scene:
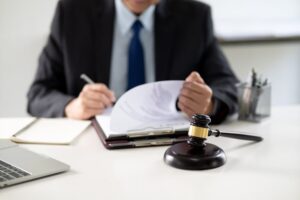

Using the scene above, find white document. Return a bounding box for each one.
[96,81,190,138]
[0,118,90,145]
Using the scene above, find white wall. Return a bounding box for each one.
[0,0,300,117]
[202,0,300,21]
[223,42,300,105]
[0,0,58,117]
[203,0,300,106]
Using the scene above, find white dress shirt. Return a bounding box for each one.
[109,0,155,98]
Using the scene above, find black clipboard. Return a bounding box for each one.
[92,119,188,149]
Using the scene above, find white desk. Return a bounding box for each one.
[1,105,300,200]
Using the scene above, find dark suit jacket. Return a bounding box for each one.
[27,0,239,124]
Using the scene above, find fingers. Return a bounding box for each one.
[185,71,205,84]
[64,98,106,120]
[83,84,116,102]
[178,101,195,118]
[77,105,104,118]
[80,83,115,110]
[182,81,212,97]
[80,97,105,110]
[64,83,116,120]
[178,93,208,116]
[80,90,112,108]
[82,84,115,105]
[179,71,214,117]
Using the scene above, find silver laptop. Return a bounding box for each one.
[0,139,69,188]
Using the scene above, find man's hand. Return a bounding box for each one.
[178,71,214,118]
[65,83,116,120]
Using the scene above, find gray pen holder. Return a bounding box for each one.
[237,83,271,122]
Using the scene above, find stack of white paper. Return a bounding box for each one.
[96,81,190,138]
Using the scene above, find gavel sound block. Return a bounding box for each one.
[164,114,263,170]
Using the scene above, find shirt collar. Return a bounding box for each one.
[115,0,155,35]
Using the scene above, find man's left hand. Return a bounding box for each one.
[178,71,214,118]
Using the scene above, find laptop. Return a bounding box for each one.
[0,139,70,188]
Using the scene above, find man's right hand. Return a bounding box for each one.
[65,83,116,120]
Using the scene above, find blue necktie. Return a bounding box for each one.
[127,20,145,90]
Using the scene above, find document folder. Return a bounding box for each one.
[92,119,188,149]
[92,81,191,149]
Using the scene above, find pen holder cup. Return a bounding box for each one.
[237,83,271,122]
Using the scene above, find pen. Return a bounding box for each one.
[80,73,95,84]
[80,73,117,104]
[12,119,39,137]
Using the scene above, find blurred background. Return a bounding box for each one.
[1,0,300,117]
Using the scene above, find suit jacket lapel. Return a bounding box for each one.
[154,0,175,81]
[92,0,115,85]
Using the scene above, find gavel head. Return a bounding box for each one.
[187,114,211,147]
[164,114,226,170]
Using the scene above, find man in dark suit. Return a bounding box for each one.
[27,0,239,124]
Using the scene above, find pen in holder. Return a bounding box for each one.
[237,69,271,122]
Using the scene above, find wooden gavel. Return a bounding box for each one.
[188,114,263,146]
[164,114,263,170]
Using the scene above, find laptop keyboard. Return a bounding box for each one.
[0,160,30,183]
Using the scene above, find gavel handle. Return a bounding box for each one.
[209,129,263,142]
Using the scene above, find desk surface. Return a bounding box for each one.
[1,105,300,200]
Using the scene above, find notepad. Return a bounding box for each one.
[96,81,190,139]
[0,117,36,139]
[0,118,90,145]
